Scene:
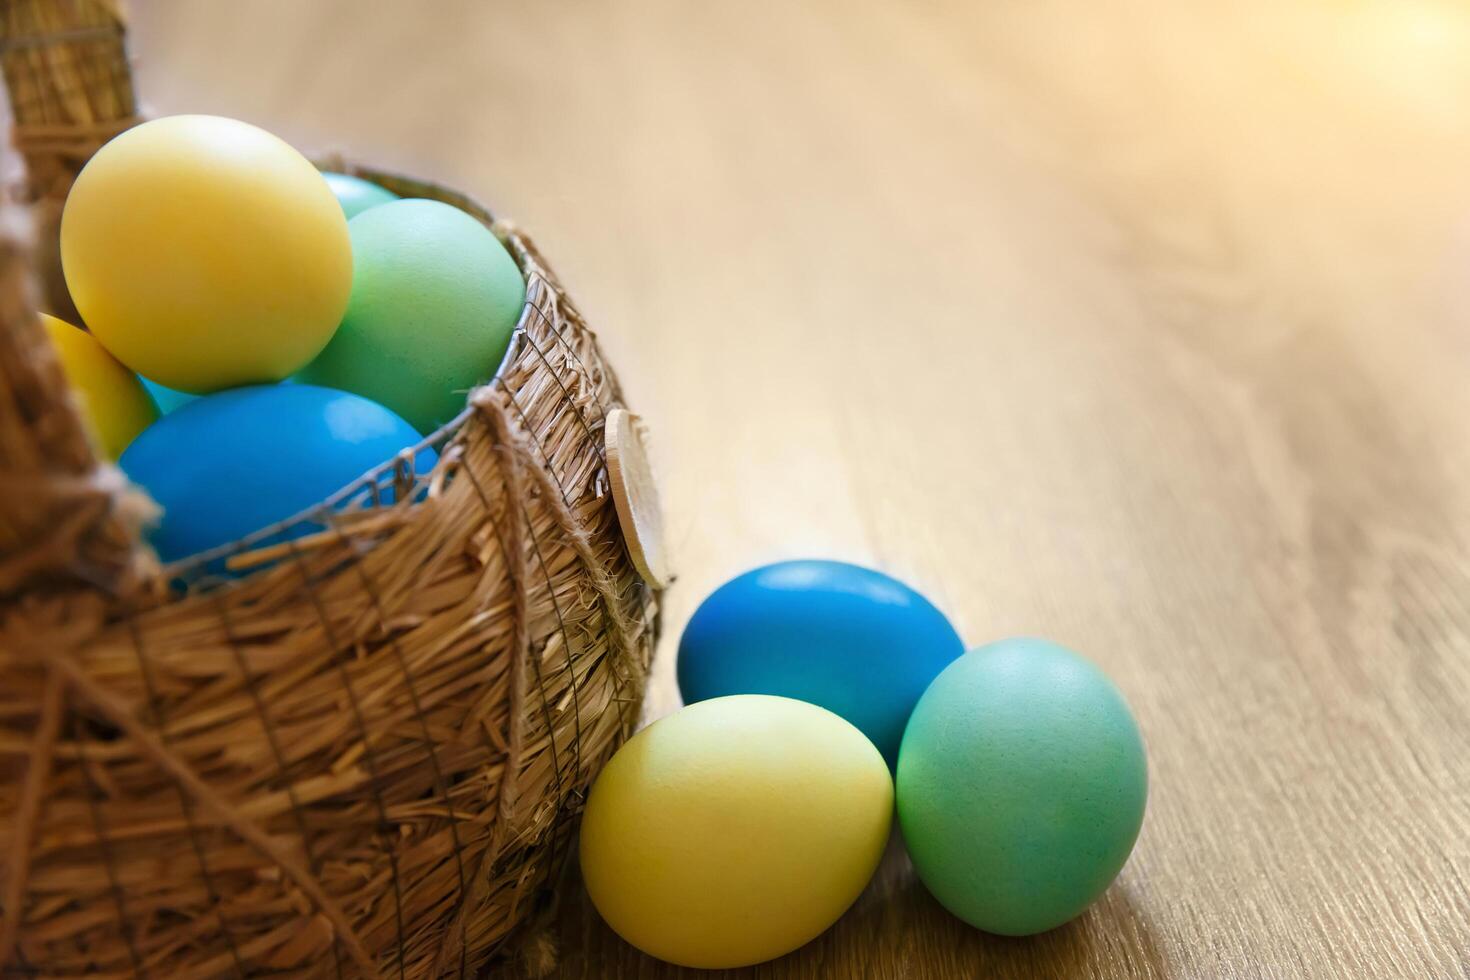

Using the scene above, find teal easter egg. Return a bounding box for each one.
[677,560,964,769]
[297,199,525,434]
[897,638,1147,936]
[119,384,432,563]
[141,376,197,414]
[322,171,399,218]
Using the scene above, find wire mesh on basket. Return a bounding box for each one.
[0,166,660,978]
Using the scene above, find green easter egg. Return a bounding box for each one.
[299,199,525,434]
[896,638,1147,936]
[322,172,400,218]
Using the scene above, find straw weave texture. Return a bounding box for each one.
[0,3,661,977]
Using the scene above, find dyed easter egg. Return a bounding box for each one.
[897,638,1148,935]
[61,115,352,393]
[677,560,963,768]
[297,199,524,434]
[580,695,892,969]
[322,171,399,218]
[41,313,157,459]
[119,384,431,563]
[141,377,198,414]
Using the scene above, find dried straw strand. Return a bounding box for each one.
[0,26,661,977]
[0,666,63,966]
[0,161,660,979]
[42,648,383,979]
[0,0,139,322]
[1,0,136,200]
[0,9,662,973]
[0,209,154,597]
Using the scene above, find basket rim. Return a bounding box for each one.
[153,161,549,579]
[0,14,657,972]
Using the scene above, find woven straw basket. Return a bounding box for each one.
[0,3,662,977]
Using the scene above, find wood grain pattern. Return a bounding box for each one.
[127,2,1470,976]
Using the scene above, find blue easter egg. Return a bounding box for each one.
[322,171,400,219]
[677,560,964,768]
[141,376,198,414]
[120,384,433,563]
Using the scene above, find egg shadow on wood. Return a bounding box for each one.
[881,840,1167,980]
[539,830,1164,979]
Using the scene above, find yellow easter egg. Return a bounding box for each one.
[41,314,158,459]
[60,115,352,393]
[579,695,892,969]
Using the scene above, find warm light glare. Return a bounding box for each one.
[1383,0,1463,51]
[1347,0,1470,119]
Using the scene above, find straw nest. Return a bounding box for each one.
[0,3,661,977]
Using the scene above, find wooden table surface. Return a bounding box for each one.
[132,2,1470,977]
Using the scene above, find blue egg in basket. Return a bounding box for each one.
[120,384,434,564]
[677,559,965,768]
[140,376,197,414]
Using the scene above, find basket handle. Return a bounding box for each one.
[1,0,140,319]
[0,210,154,598]
[0,0,151,598]
[1,0,138,199]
